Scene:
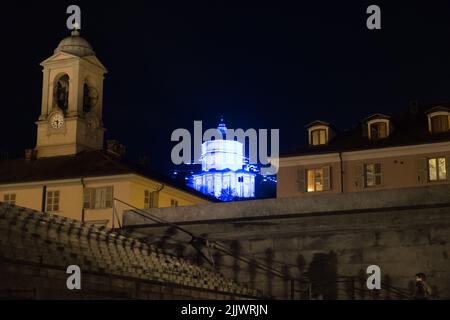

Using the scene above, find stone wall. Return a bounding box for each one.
[0,203,259,300]
[123,184,450,300]
[0,260,250,300]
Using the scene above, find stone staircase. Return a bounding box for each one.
[0,202,259,298]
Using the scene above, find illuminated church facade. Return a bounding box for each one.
[190,119,256,200]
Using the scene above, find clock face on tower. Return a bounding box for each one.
[50,113,64,129]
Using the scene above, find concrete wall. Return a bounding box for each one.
[123,184,450,300]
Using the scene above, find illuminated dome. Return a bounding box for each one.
[54,30,95,57]
[191,118,256,200]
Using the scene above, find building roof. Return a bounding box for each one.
[54,30,95,57]
[282,104,450,158]
[363,113,391,121]
[0,202,258,297]
[305,120,330,128]
[0,150,218,202]
[425,105,450,114]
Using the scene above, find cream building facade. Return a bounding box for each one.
[0,30,211,226]
[278,106,450,198]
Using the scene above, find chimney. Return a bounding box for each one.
[25,149,36,161]
[409,100,419,114]
[138,153,150,167]
[106,140,126,158]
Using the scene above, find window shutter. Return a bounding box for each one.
[89,189,95,209]
[83,189,95,209]
[144,190,149,208]
[83,189,89,209]
[152,192,160,208]
[105,187,113,208]
[297,168,306,192]
[95,188,102,209]
[417,158,428,184]
[446,156,450,181]
[375,163,382,185]
[323,166,331,191]
[354,163,364,188]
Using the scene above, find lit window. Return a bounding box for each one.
[311,129,327,146]
[431,115,449,133]
[83,187,113,209]
[46,190,60,212]
[370,122,388,140]
[364,163,382,187]
[428,158,447,181]
[170,199,179,207]
[306,167,330,192]
[3,194,16,205]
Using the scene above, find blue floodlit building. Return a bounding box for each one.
[190,118,256,201]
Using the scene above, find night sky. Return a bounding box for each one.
[2,1,450,174]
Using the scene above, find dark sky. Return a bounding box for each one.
[2,1,450,173]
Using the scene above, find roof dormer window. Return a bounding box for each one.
[430,114,449,133]
[306,121,333,147]
[365,114,391,140]
[369,121,388,140]
[311,129,327,146]
[426,107,450,134]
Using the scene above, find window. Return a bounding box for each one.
[83,187,113,209]
[369,122,388,140]
[54,74,69,111]
[46,191,60,212]
[144,190,159,209]
[311,129,327,146]
[428,157,447,181]
[430,115,449,133]
[306,167,331,192]
[170,199,179,207]
[364,163,382,187]
[3,194,16,205]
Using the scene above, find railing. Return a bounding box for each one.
[113,198,447,300]
[113,198,303,299]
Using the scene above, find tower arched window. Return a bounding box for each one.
[54,74,69,111]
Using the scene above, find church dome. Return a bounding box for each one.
[54,30,95,57]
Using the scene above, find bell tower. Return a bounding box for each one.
[35,29,107,158]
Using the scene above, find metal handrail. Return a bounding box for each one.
[113,197,309,299]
